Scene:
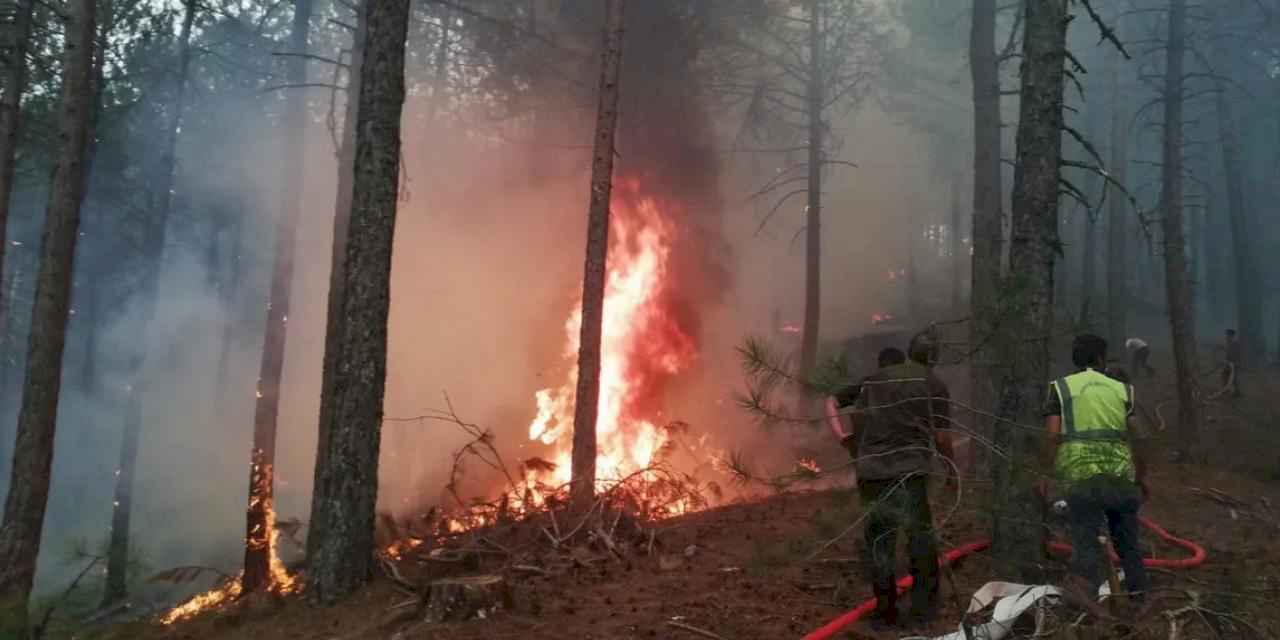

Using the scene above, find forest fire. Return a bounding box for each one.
[524,179,698,508]
[159,503,297,624]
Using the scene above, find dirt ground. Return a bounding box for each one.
[86,363,1280,640]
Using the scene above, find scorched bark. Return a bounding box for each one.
[306,0,409,605]
[244,0,313,593]
[569,0,626,509]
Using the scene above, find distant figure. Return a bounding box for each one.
[1043,334,1151,603]
[1223,329,1242,398]
[840,334,953,627]
[1125,337,1155,379]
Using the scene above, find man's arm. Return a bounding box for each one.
[1039,383,1063,497]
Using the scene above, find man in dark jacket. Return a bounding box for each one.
[842,332,955,626]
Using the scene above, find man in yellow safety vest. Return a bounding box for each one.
[1042,334,1151,601]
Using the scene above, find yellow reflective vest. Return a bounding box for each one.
[1050,369,1136,483]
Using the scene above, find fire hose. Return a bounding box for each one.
[801,516,1206,640]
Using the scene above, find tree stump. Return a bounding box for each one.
[423,575,511,623]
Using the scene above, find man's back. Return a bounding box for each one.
[852,361,949,480]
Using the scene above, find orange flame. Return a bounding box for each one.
[160,470,297,624]
[525,180,696,497]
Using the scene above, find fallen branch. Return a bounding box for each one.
[666,620,726,640]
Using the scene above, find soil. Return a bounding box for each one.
[85,364,1280,640]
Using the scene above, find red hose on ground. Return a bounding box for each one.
[801,517,1205,640]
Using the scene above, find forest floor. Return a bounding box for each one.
[82,363,1280,640]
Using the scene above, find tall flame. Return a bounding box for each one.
[527,179,696,490]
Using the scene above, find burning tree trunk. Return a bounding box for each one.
[797,0,823,385]
[991,0,1067,580]
[1105,26,1129,354]
[243,0,313,593]
[306,0,409,605]
[1211,23,1258,369]
[568,0,626,510]
[969,0,1003,414]
[0,0,33,320]
[1160,0,1202,459]
[0,0,96,630]
[102,0,197,605]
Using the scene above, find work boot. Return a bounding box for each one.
[869,588,898,628]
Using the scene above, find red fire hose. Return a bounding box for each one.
[801,516,1206,640]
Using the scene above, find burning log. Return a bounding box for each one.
[423,575,511,623]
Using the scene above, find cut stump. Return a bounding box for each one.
[423,575,510,623]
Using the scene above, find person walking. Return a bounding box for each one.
[1042,334,1151,603]
[840,333,955,627]
[1125,337,1155,379]
[1222,329,1242,398]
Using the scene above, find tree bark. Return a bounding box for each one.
[1078,111,1101,331]
[1211,25,1258,369]
[1160,0,1202,458]
[0,0,34,324]
[951,175,963,315]
[567,0,625,510]
[1105,27,1129,353]
[969,0,1003,416]
[798,0,823,385]
[991,0,1067,581]
[305,0,409,605]
[243,0,313,593]
[0,0,96,630]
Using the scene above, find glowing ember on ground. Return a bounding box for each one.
[525,179,697,505]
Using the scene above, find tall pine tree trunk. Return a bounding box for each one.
[1211,24,1258,368]
[798,0,823,385]
[951,175,963,315]
[306,0,409,605]
[0,0,33,323]
[0,0,96,629]
[1105,28,1129,353]
[1160,0,1202,459]
[102,0,196,605]
[317,0,363,499]
[969,0,1003,415]
[243,0,313,593]
[1078,106,1101,330]
[569,0,625,509]
[992,0,1067,581]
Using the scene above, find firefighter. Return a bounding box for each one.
[1042,334,1151,602]
[841,332,955,627]
[1125,337,1155,379]
[1222,329,1242,398]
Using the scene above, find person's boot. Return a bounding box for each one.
[868,585,898,629]
[906,588,939,629]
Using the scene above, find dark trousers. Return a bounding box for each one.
[1131,346,1155,378]
[1065,478,1150,599]
[1222,361,1241,397]
[858,474,938,620]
